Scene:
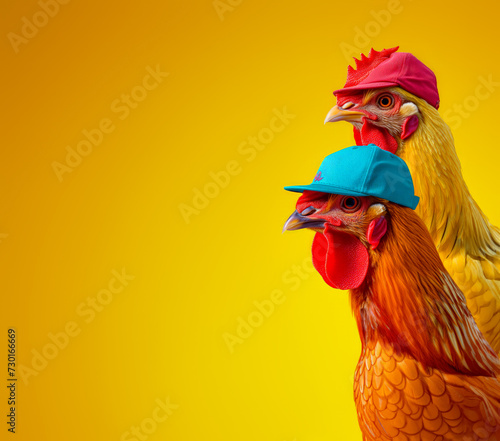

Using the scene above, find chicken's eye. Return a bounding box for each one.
[377,94,394,109]
[341,196,361,213]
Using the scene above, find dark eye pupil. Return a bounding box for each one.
[381,97,390,105]
[345,198,356,207]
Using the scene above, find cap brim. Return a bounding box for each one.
[284,184,420,210]
[333,81,398,96]
[284,184,369,198]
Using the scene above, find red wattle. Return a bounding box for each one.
[312,224,369,290]
[353,119,399,154]
[353,127,362,146]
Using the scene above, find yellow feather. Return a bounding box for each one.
[395,89,500,354]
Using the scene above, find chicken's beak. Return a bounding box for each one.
[282,210,325,233]
[324,105,365,124]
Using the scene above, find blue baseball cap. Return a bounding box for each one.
[284,144,419,209]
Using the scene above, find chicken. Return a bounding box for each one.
[283,145,500,440]
[324,47,500,354]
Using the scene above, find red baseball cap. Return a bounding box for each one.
[333,49,440,109]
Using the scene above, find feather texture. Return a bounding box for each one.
[355,341,500,441]
[395,89,500,354]
[351,203,500,440]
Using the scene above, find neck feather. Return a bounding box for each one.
[350,204,499,376]
[397,95,500,259]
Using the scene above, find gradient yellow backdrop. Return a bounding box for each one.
[2,1,500,440]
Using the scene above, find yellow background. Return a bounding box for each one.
[2,0,500,440]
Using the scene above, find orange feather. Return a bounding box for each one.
[351,203,500,440]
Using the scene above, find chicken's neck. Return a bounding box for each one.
[350,204,500,376]
[399,103,500,260]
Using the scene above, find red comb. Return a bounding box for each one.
[345,47,399,87]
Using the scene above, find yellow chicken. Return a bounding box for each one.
[325,47,500,353]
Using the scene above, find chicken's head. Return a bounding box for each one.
[283,190,388,290]
[325,47,439,154]
[325,88,420,154]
